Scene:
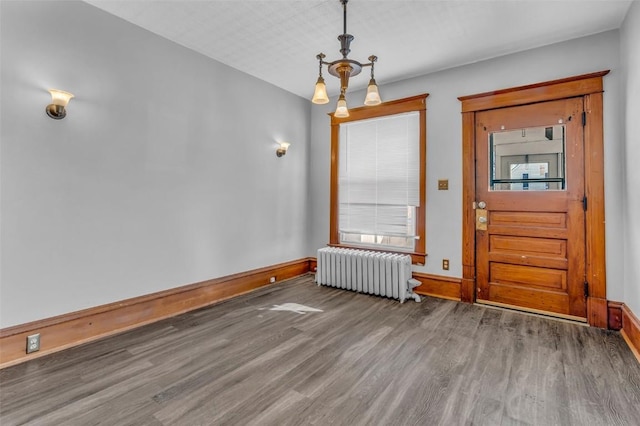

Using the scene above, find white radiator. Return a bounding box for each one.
[315,247,421,303]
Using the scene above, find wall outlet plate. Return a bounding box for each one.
[442,259,450,270]
[26,333,40,354]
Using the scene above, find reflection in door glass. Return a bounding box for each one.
[489,125,566,191]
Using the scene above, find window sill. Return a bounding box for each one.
[328,243,427,266]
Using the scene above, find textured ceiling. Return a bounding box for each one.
[84,0,633,100]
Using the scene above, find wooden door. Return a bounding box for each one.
[475,98,587,320]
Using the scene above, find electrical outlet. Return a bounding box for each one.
[270,276,276,283]
[26,333,40,354]
[442,259,450,270]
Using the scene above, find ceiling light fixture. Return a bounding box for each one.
[312,0,381,117]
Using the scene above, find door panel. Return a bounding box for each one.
[489,263,566,290]
[489,235,567,270]
[490,235,566,257]
[475,98,586,319]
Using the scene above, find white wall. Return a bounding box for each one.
[620,0,640,315]
[1,2,634,330]
[0,1,310,327]
[308,31,625,302]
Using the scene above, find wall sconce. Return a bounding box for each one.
[276,142,290,157]
[46,89,74,119]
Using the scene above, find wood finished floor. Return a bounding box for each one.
[1,275,640,426]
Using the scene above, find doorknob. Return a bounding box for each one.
[478,216,487,223]
[477,201,486,209]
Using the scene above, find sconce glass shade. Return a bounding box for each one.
[276,142,290,157]
[312,77,329,104]
[46,89,74,119]
[49,89,74,106]
[364,79,382,106]
[334,94,349,118]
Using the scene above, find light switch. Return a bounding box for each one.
[438,179,449,190]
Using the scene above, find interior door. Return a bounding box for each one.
[475,98,587,320]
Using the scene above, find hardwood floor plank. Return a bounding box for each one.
[1,275,639,425]
[153,332,315,424]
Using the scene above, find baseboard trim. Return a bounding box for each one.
[607,301,624,330]
[412,273,462,301]
[621,303,640,363]
[306,257,461,302]
[0,258,314,369]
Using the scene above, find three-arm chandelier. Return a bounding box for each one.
[311,0,381,117]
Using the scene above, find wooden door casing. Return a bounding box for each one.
[459,70,609,327]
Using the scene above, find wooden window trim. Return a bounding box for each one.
[329,94,429,265]
[458,70,610,327]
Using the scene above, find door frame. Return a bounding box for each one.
[458,70,610,328]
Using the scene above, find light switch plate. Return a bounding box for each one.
[438,179,449,190]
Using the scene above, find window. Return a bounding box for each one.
[330,94,427,264]
[338,112,419,251]
[489,125,566,191]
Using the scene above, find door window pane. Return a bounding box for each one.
[489,125,565,191]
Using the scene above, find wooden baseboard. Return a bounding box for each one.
[412,273,462,301]
[621,303,640,363]
[307,257,460,302]
[0,258,314,369]
[607,301,624,330]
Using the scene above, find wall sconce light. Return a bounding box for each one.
[276,142,290,157]
[46,89,74,119]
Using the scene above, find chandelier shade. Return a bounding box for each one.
[312,0,382,114]
[364,78,382,106]
[312,53,330,104]
[312,76,329,104]
[334,92,349,118]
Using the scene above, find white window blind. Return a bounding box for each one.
[338,111,420,248]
